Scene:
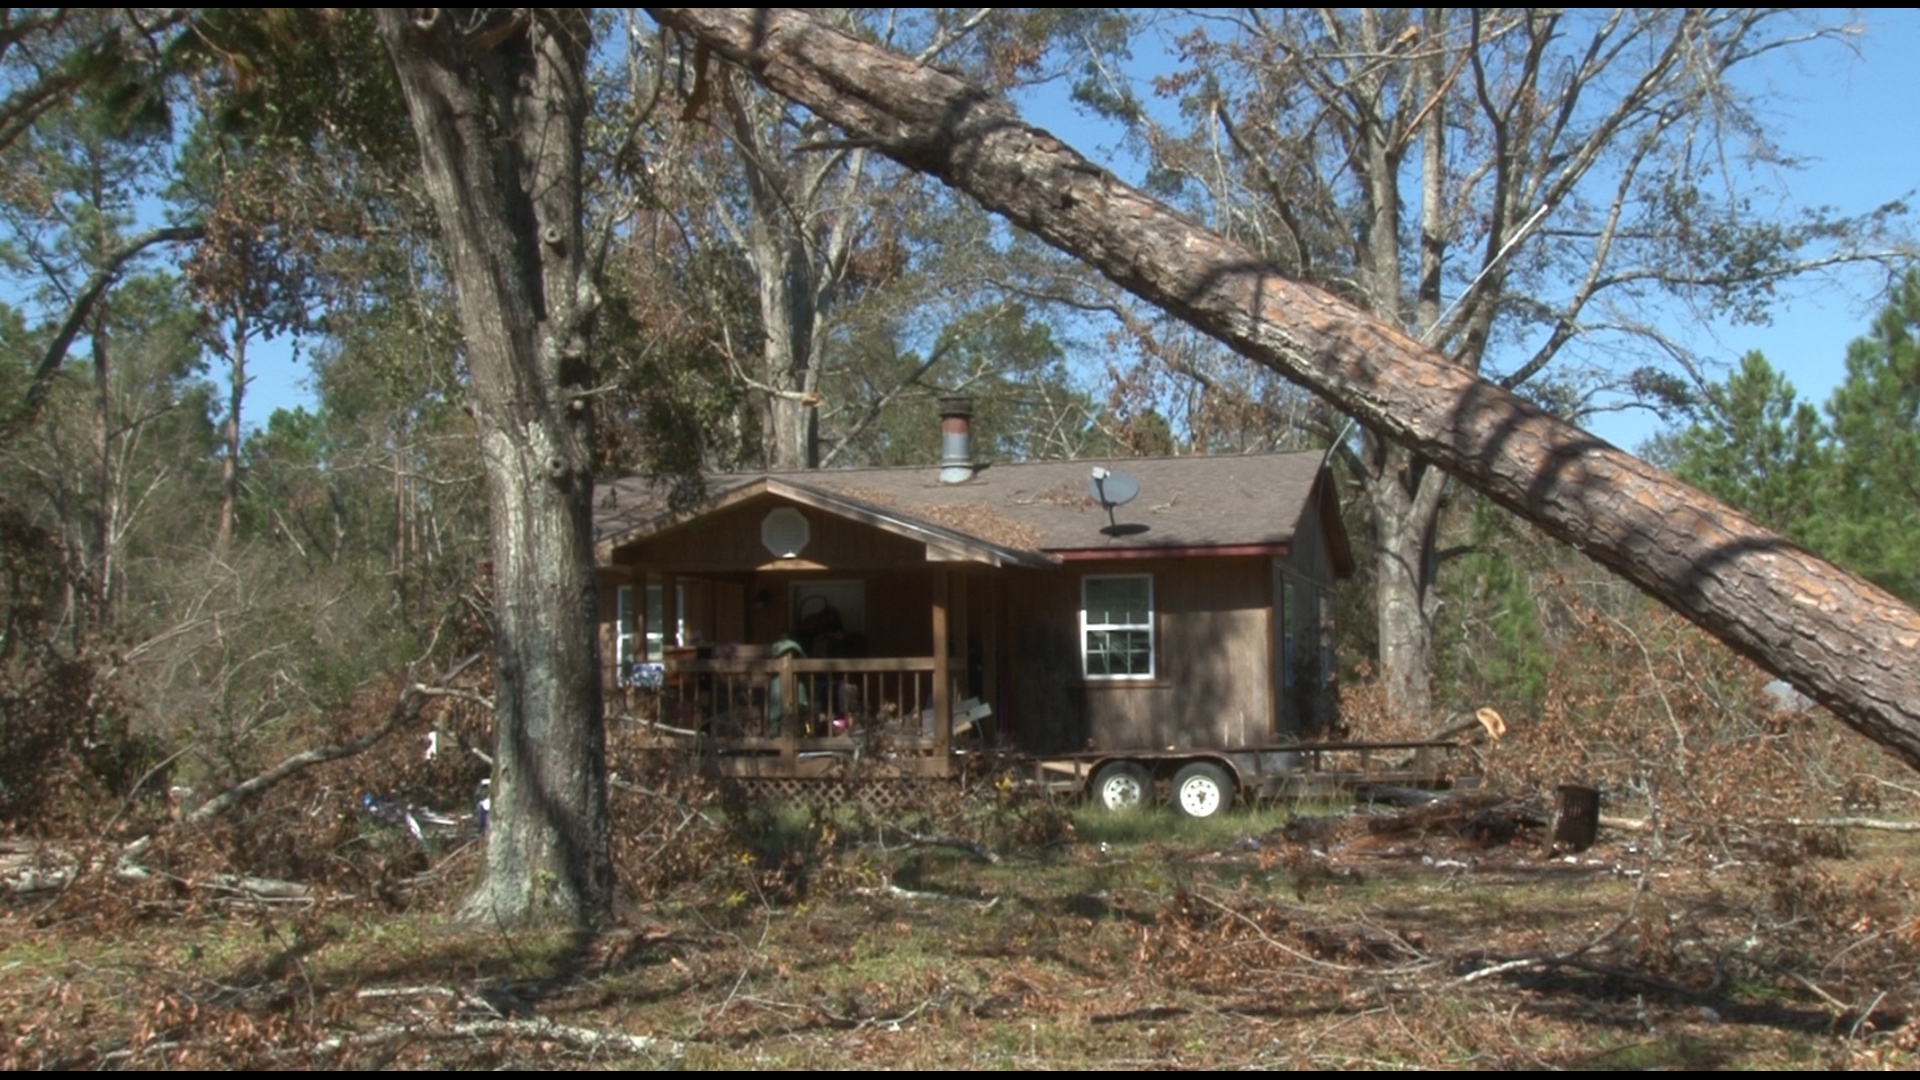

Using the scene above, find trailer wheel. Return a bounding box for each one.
[1171,761,1235,819]
[1090,761,1151,812]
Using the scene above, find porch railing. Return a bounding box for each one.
[613,655,971,765]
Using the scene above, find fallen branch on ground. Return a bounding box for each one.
[187,651,482,825]
[902,831,999,864]
[1192,889,1433,980]
[1780,817,1920,833]
[856,881,1000,908]
[1593,814,1920,834]
[1457,870,1650,985]
[298,1018,682,1061]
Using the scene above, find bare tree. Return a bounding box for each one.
[672,9,1121,470]
[649,6,1920,771]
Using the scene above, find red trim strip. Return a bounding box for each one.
[1050,543,1291,561]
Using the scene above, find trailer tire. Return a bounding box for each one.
[1090,761,1151,812]
[1171,761,1235,819]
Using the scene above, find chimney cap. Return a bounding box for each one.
[939,395,974,484]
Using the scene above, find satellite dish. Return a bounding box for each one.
[1088,466,1141,508]
[1089,466,1144,536]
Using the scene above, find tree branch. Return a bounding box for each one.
[817,323,970,468]
[186,651,482,825]
[0,224,203,444]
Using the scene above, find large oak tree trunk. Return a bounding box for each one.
[651,8,1920,771]
[1369,441,1445,724]
[378,8,610,924]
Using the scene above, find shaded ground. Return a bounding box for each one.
[3,794,1917,1069]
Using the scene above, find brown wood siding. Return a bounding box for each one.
[1008,568,1085,754]
[619,496,928,572]
[712,580,745,645]
[1008,558,1271,753]
[1275,495,1341,736]
[1271,557,1290,736]
[1289,496,1334,588]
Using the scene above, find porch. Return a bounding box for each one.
[602,560,1007,779]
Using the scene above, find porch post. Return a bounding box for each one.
[983,575,1001,742]
[931,566,950,759]
[951,571,969,701]
[633,571,649,661]
[778,651,797,767]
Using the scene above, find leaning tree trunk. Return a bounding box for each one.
[377,8,610,925]
[651,7,1920,771]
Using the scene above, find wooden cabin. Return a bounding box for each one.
[593,404,1353,781]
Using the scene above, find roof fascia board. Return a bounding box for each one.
[1050,542,1292,561]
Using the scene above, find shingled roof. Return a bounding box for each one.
[596,451,1347,571]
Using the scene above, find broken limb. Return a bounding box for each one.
[186,651,483,825]
[648,8,1920,771]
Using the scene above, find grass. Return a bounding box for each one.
[1069,801,1297,848]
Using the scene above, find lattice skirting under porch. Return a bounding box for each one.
[721,776,955,814]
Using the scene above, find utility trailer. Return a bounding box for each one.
[616,688,1464,818]
[1026,739,1466,818]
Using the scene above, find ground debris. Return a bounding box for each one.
[1266,790,1552,860]
[1363,792,1551,846]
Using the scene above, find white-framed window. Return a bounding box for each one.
[1082,574,1154,679]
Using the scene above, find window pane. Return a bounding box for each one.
[616,586,636,670]
[644,584,684,661]
[1085,628,1150,676]
[1084,575,1152,678]
[1085,577,1149,626]
[1085,630,1109,676]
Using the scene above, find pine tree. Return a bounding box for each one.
[1659,351,1826,543]
[1823,272,1920,603]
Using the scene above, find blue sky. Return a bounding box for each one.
[1644,10,1920,451]
[231,12,1920,457]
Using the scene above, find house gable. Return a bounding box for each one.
[600,478,1054,570]
[612,490,929,573]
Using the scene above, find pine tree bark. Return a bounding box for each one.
[652,7,1920,770]
[377,8,610,924]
